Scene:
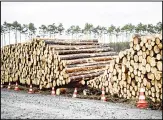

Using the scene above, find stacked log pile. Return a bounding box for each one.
[1,38,117,89]
[87,34,162,103]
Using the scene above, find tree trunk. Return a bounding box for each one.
[109,34,112,43]
[4,33,6,46]
[16,29,18,44]
[16,31,18,43]
[31,33,33,40]
[1,34,3,47]
[9,31,10,45]
[71,34,73,39]
[50,33,51,38]
[20,33,21,43]
[126,32,127,41]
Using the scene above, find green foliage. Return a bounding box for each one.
[39,24,47,36]
[108,41,130,52]
[108,25,116,34]
[1,25,4,34]
[83,23,94,35]
[57,23,64,35]
[1,21,162,45]
[155,22,162,33]
[28,23,37,34]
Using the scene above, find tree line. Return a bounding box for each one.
[1,21,162,48]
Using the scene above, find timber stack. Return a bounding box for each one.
[87,34,162,103]
[1,38,117,89]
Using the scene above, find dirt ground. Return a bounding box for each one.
[1,87,162,119]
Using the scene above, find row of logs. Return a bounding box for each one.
[1,38,117,90]
[87,34,162,103]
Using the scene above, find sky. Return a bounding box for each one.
[1,2,162,45]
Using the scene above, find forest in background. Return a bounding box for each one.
[1,21,162,52]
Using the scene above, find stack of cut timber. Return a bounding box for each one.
[87,33,162,103]
[1,38,117,90]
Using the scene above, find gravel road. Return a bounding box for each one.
[1,89,162,119]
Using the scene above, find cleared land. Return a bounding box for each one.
[1,89,162,119]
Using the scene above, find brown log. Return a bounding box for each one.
[49,44,112,50]
[42,40,100,45]
[56,48,113,55]
[53,39,99,43]
[68,71,104,82]
[67,61,111,68]
[59,52,117,60]
[65,56,116,65]
[65,64,108,73]
[56,88,67,95]
[68,68,106,77]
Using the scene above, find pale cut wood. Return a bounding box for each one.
[149,50,154,57]
[150,57,156,67]
[147,73,154,80]
[158,43,162,49]
[156,54,162,60]
[155,71,162,81]
[134,55,138,62]
[157,61,162,71]
[146,64,151,72]
[155,38,161,45]
[154,45,160,54]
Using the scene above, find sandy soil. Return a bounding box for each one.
[1,88,162,119]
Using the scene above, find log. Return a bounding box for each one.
[48,44,112,50]
[2,34,163,107]
[68,68,106,77]
[146,64,151,72]
[56,88,67,95]
[156,38,161,45]
[59,52,117,60]
[42,40,100,45]
[65,56,116,65]
[154,45,160,54]
[68,71,104,82]
[67,61,111,68]
[54,39,99,43]
[56,48,114,55]
[65,64,108,73]
[155,71,162,80]
[157,61,162,71]
[147,73,154,80]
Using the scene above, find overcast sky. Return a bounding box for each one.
[2,2,162,29]
[1,2,162,45]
